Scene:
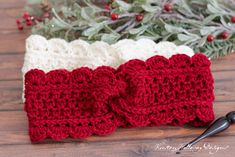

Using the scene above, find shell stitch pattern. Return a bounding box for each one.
[24,54,214,142]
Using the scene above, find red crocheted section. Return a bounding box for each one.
[112,54,214,127]
[24,54,214,142]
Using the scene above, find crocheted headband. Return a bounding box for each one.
[23,35,214,142]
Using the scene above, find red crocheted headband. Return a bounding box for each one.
[24,54,214,142]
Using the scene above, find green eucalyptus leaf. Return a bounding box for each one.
[61,6,76,18]
[177,0,194,16]
[165,24,186,33]
[178,33,200,42]
[177,34,193,41]
[197,36,207,47]
[133,0,147,5]
[81,7,95,21]
[207,4,220,14]
[115,0,132,11]
[129,25,148,34]
[83,0,102,12]
[207,0,227,14]
[142,13,154,23]
[141,4,160,12]
[202,14,218,24]
[101,33,121,44]
[136,35,160,41]
[51,17,70,29]
[200,26,217,35]
[83,22,106,38]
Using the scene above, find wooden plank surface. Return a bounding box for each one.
[0,1,235,157]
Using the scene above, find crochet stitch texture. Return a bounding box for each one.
[24,53,214,142]
[22,35,194,74]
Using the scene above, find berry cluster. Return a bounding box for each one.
[106,0,234,43]
[16,12,33,30]
[17,0,235,46]
[15,12,50,31]
[108,1,174,22]
[206,16,235,42]
[207,31,230,42]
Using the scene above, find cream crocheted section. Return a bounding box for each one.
[22,35,194,74]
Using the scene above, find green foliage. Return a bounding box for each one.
[26,0,235,58]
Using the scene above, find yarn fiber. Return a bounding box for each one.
[24,54,214,142]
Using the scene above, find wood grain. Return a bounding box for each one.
[0,1,235,157]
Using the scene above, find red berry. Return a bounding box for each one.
[111,13,118,20]
[135,14,144,22]
[26,21,32,26]
[23,12,30,18]
[25,16,31,22]
[16,19,21,24]
[220,31,229,39]
[18,24,24,30]
[164,3,172,12]
[207,34,215,42]
[231,16,235,23]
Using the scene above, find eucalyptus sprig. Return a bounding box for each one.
[21,0,235,59]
